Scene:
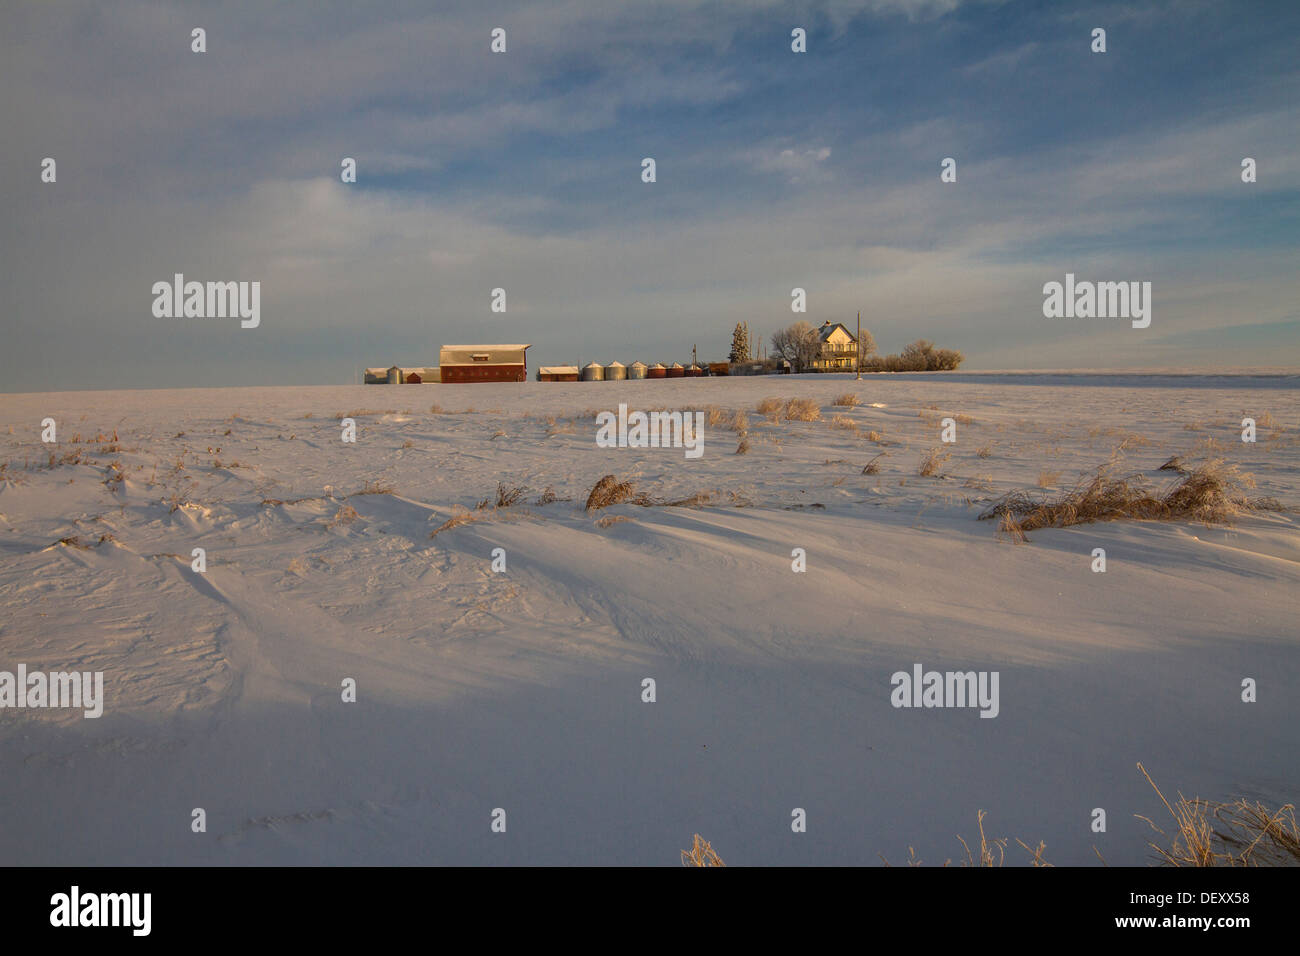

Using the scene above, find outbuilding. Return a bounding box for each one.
[438,345,531,383]
[538,365,580,382]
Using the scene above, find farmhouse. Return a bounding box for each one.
[811,321,858,371]
[438,344,531,383]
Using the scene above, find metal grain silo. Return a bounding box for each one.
[647,363,667,379]
[628,361,648,380]
[666,362,685,378]
[605,360,627,381]
[581,362,605,382]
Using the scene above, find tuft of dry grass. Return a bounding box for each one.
[829,414,858,432]
[882,811,1050,867]
[954,413,975,425]
[864,430,884,443]
[832,393,861,407]
[429,509,488,537]
[681,834,726,867]
[1158,455,1186,472]
[327,504,359,528]
[595,515,633,529]
[1135,762,1300,866]
[918,448,952,477]
[585,475,641,511]
[1036,469,1061,488]
[535,485,569,505]
[353,480,395,496]
[479,482,526,509]
[735,437,751,455]
[981,460,1277,537]
[976,444,993,459]
[862,453,886,475]
[757,396,822,422]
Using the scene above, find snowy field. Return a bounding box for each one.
[1,372,1297,865]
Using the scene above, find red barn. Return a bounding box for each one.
[438,344,531,383]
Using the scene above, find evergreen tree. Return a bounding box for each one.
[729,322,750,363]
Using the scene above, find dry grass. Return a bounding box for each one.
[832,393,861,407]
[353,480,395,496]
[429,509,490,537]
[336,408,396,418]
[976,444,993,459]
[1036,469,1061,488]
[1158,455,1186,472]
[595,514,634,529]
[954,413,975,426]
[479,482,526,509]
[681,834,726,867]
[982,460,1278,537]
[327,504,359,528]
[757,397,822,422]
[829,414,858,432]
[584,475,643,511]
[864,430,884,443]
[535,485,569,505]
[1136,763,1300,866]
[862,453,886,475]
[918,448,952,477]
[735,437,751,455]
[882,811,1051,867]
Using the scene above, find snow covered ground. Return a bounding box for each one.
[1,373,1297,865]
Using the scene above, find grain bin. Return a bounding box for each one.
[605,360,627,381]
[666,362,685,378]
[628,361,648,380]
[386,365,402,384]
[581,362,606,382]
[685,363,704,377]
[647,363,667,379]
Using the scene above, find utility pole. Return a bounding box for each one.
[856,311,862,380]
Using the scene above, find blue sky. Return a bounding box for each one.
[2,0,1297,390]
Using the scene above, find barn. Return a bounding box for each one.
[438,345,531,383]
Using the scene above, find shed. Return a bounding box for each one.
[438,345,530,383]
[538,365,580,382]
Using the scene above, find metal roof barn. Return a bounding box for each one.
[438,345,531,383]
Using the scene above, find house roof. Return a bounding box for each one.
[818,322,856,343]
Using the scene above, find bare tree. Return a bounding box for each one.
[771,321,821,372]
